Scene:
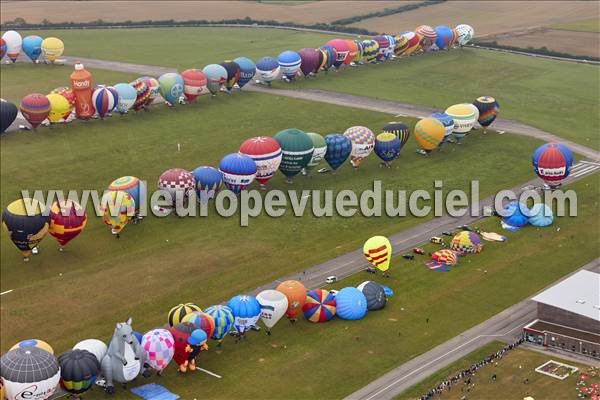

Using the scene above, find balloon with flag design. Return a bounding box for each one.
[302,289,336,323]
[92,86,118,118]
[219,153,257,193]
[363,235,392,273]
[182,311,216,339]
[48,200,86,249]
[203,305,234,343]
[239,136,282,189]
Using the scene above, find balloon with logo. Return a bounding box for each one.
[434,26,453,50]
[70,62,94,120]
[256,290,288,334]
[2,198,49,261]
[431,112,455,147]
[343,126,375,168]
[302,289,336,323]
[2,30,22,63]
[276,280,306,322]
[50,87,75,120]
[10,339,54,355]
[203,305,234,343]
[298,48,321,77]
[277,50,302,81]
[0,38,6,59]
[180,69,206,102]
[363,235,392,274]
[168,303,202,327]
[100,191,135,236]
[20,93,50,128]
[157,168,195,207]
[374,132,401,167]
[357,281,387,311]
[473,96,500,131]
[319,45,337,71]
[92,86,118,118]
[113,83,137,114]
[361,39,379,62]
[138,76,159,107]
[191,166,222,203]
[0,347,60,400]
[58,349,100,395]
[48,200,87,250]
[108,176,145,214]
[450,231,482,254]
[41,37,64,63]
[219,153,257,194]
[532,143,574,187]
[22,35,43,62]
[455,24,474,46]
[324,133,352,171]
[335,287,368,320]
[233,57,256,88]
[414,118,445,153]
[415,25,437,50]
[445,104,477,141]
[326,39,350,68]
[226,295,261,335]
[219,61,241,92]
[202,63,228,95]
[239,136,282,189]
[305,132,327,171]
[158,73,184,105]
[255,56,280,85]
[0,99,18,133]
[274,128,314,183]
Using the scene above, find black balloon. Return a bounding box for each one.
[1,100,18,133]
[58,349,101,394]
[357,281,387,311]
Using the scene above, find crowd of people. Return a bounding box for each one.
[419,337,525,400]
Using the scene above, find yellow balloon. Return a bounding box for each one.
[41,37,64,63]
[100,191,135,234]
[46,93,71,123]
[414,117,445,151]
[10,339,54,354]
[363,236,392,272]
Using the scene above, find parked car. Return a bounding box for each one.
[457,225,472,231]
[402,253,415,260]
[430,236,443,244]
[365,267,377,274]
[325,275,338,284]
[413,247,425,255]
[442,231,453,236]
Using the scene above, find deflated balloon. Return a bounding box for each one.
[502,201,530,228]
[528,203,554,227]
[450,231,482,254]
[357,281,386,311]
[415,25,436,50]
[372,36,389,61]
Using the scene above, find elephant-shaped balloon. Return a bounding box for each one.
[100,317,149,394]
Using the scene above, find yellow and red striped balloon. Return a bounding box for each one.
[363,236,392,272]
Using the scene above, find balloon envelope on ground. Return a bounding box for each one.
[356,281,386,311]
[450,231,482,254]
[158,73,184,105]
[219,153,257,193]
[168,303,202,327]
[113,83,137,114]
[302,289,336,322]
[20,93,50,128]
[502,201,530,229]
[305,132,327,170]
[277,50,302,80]
[414,118,445,151]
[202,64,228,95]
[335,287,368,320]
[1,99,18,133]
[255,57,280,84]
[528,203,554,227]
[343,126,375,168]
[58,349,100,395]
[473,96,500,129]
[181,69,207,102]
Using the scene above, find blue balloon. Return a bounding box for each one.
[374,134,401,163]
[192,166,222,202]
[219,153,257,194]
[381,285,394,298]
[233,57,256,88]
[277,50,302,80]
[529,203,554,227]
[335,287,367,320]
[133,331,143,344]
[431,112,455,144]
[256,56,279,72]
[502,201,530,228]
[226,295,261,334]
[434,26,453,50]
[113,83,137,114]
[22,35,43,62]
[324,134,352,170]
[319,45,336,71]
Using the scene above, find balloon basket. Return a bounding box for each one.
[58,246,64,252]
[23,257,30,262]
[260,184,267,191]
[285,178,293,184]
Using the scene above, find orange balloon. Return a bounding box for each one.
[276,280,307,320]
[345,40,358,65]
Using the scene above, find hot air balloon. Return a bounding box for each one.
[10,339,54,354]
[326,39,350,68]
[2,30,22,63]
[58,349,100,395]
[363,235,392,274]
[382,121,410,147]
[1,99,18,133]
[92,85,117,118]
[182,312,215,339]
[414,117,445,152]
[191,166,222,202]
[275,280,306,322]
[99,191,135,236]
[48,200,86,250]
[73,339,107,364]
[298,48,321,77]
[370,35,389,61]
[130,78,150,111]
[501,201,530,230]
[226,295,261,335]
[2,198,49,261]
[22,35,43,62]
[157,168,195,206]
[20,93,50,128]
[394,34,409,57]
[239,136,282,189]
[203,305,234,343]
[0,347,60,400]
[415,25,436,50]
[108,176,145,214]
[70,62,94,120]
[345,39,359,65]
[139,76,160,108]
[255,56,280,85]
[219,61,241,92]
[343,126,375,168]
[168,323,195,371]
[0,38,6,59]
[357,281,387,311]
[319,45,337,71]
[181,69,207,102]
[324,133,352,171]
[361,39,379,62]
[202,63,228,95]
[403,31,421,55]
[168,303,202,326]
[430,112,455,147]
[445,104,477,141]
[532,143,573,188]
[305,132,327,171]
[528,203,554,227]
[273,128,314,183]
[113,83,137,114]
[473,96,500,131]
[302,289,336,323]
[233,56,256,88]
[158,72,184,105]
[374,132,401,167]
[335,287,368,320]
[277,50,302,81]
[450,231,482,254]
[256,289,288,333]
[353,39,364,63]
[426,249,458,272]
[434,26,453,50]
[455,24,474,46]
[384,34,396,59]
[46,93,70,123]
[219,153,257,193]
[50,87,75,120]
[41,37,64,63]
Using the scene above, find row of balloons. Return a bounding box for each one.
[0,278,390,399]
[1,30,64,63]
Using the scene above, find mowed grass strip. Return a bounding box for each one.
[399,342,598,400]
[278,47,600,150]
[550,17,600,33]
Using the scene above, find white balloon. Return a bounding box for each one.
[73,338,108,363]
[2,30,22,60]
[256,289,288,329]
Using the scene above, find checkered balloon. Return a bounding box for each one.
[141,329,175,372]
[157,168,195,204]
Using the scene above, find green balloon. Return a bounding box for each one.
[273,128,314,179]
[306,132,327,170]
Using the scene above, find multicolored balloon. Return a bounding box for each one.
[324,133,352,171]
[130,78,150,111]
[431,249,458,266]
[182,312,216,339]
[450,231,482,254]
[181,69,207,102]
[431,112,455,146]
[372,35,390,61]
[108,176,145,213]
[273,128,314,182]
[22,35,43,62]
[343,126,375,168]
[298,48,321,77]
[374,132,401,167]
[403,31,421,55]
[140,329,174,372]
[202,64,228,95]
[414,117,445,152]
[361,39,379,62]
[239,136,282,189]
[233,57,256,88]
[326,39,350,68]
[203,305,235,342]
[319,45,337,71]
[46,93,71,123]
[415,25,436,50]
[394,34,409,56]
[92,85,118,118]
[10,339,54,354]
[2,198,49,261]
[113,83,137,114]
[434,26,453,50]
[455,24,474,46]
[473,96,500,130]
[100,191,135,235]
[305,132,327,171]
[532,143,574,187]
[140,76,160,107]
[48,200,87,249]
[168,303,202,327]
[276,280,307,321]
[219,153,257,193]
[226,295,261,334]
[255,57,280,85]
[191,166,222,202]
[50,87,75,120]
[58,349,100,395]
[256,289,288,332]
[363,235,392,273]
[0,38,6,59]
[302,289,336,323]
[158,72,184,105]
[20,93,50,128]
[335,287,367,320]
[277,50,302,80]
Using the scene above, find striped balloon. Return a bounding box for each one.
[431,249,458,266]
[382,122,410,147]
[48,200,87,248]
[473,96,500,129]
[302,289,336,323]
[167,303,202,327]
[361,39,379,62]
[203,305,234,342]
[108,176,145,213]
[92,86,117,118]
[182,311,215,339]
[532,143,573,186]
[20,93,50,128]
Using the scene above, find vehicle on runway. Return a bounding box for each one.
[325,276,338,284]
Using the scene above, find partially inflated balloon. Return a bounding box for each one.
[2,30,22,63]
[430,249,458,266]
[326,39,350,68]
[298,48,321,77]
[0,99,18,133]
[41,37,64,63]
[455,24,474,46]
[473,96,500,129]
[72,339,107,364]
[502,201,530,229]
[430,112,455,146]
[324,133,352,171]
[372,36,390,61]
[319,45,337,70]
[158,72,184,105]
[434,26,453,50]
[181,69,207,102]
[273,128,314,182]
[157,169,195,206]
[1,347,60,400]
[202,64,228,95]
[219,61,241,92]
[357,281,386,311]
[168,303,202,327]
[58,349,100,395]
[239,136,282,189]
[191,166,222,203]
[361,39,379,62]
[108,176,145,213]
[219,153,257,193]
[49,200,87,248]
[139,76,160,107]
[415,25,436,50]
[277,50,302,80]
[130,78,150,111]
[345,39,358,64]
[343,126,375,168]
[99,191,135,235]
[113,83,137,114]
[233,57,256,88]
[276,280,306,321]
[22,35,43,62]
[10,339,54,355]
[256,290,288,331]
[20,93,50,128]
[450,231,482,254]
[92,86,117,118]
[50,87,75,120]
[403,32,421,55]
[255,57,280,84]
[302,289,336,323]
[384,34,396,59]
[363,236,392,273]
[528,203,554,227]
[2,199,49,261]
[394,34,409,56]
[305,132,327,170]
[182,312,215,339]
[382,122,410,148]
[414,118,445,151]
[532,143,573,187]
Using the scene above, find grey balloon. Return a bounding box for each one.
[357,281,387,311]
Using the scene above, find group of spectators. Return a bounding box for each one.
[419,337,525,400]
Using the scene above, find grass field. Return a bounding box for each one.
[399,341,598,399]
[280,47,600,150]
[551,17,600,33]
[0,63,139,102]
[493,29,600,59]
